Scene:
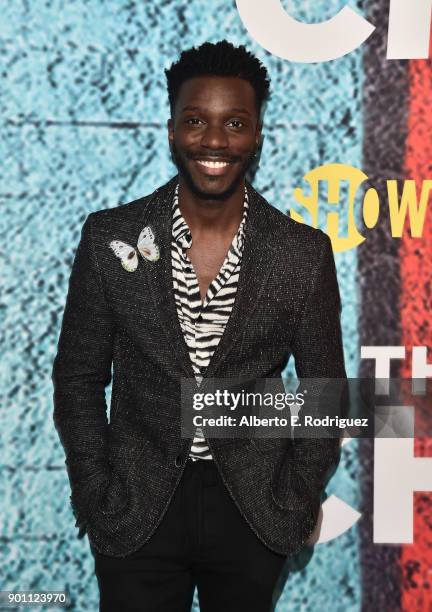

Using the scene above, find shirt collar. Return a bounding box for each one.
[171,183,249,252]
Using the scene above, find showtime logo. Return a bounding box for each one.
[289,164,432,253]
[236,0,432,62]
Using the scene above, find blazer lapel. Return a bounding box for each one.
[199,182,275,385]
[132,176,197,380]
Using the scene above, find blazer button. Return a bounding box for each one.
[175,455,183,467]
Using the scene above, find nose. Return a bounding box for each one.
[200,124,228,150]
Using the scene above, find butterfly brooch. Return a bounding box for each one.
[109,226,160,272]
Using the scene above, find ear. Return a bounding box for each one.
[255,120,263,149]
[167,117,174,144]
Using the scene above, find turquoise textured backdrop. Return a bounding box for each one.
[1,1,364,610]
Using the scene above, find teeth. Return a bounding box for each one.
[196,160,229,168]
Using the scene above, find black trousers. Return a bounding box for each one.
[91,458,288,612]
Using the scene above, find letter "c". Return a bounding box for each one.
[236,0,375,63]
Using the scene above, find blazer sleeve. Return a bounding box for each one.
[52,213,113,531]
[289,231,346,510]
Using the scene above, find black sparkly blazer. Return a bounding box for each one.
[52,175,346,558]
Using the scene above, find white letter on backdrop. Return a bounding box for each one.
[360,346,406,395]
[387,0,432,59]
[235,0,375,63]
[374,414,432,543]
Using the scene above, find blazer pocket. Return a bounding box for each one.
[97,424,141,516]
[249,438,298,510]
[98,470,129,516]
[269,447,321,525]
[250,438,313,513]
[249,437,291,461]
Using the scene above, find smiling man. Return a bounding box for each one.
[52,40,346,612]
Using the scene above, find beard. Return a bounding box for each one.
[170,141,256,201]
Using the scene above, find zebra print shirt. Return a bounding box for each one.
[171,183,249,460]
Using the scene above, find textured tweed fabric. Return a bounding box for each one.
[52,175,346,558]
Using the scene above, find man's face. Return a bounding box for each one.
[168,75,262,200]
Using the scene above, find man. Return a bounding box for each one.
[52,40,346,612]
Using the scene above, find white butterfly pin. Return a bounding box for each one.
[109,226,160,272]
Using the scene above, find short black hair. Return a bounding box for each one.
[165,40,270,119]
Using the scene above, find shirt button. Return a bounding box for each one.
[174,455,183,467]
[185,266,192,273]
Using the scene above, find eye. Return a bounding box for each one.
[185,117,204,126]
[227,119,244,128]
